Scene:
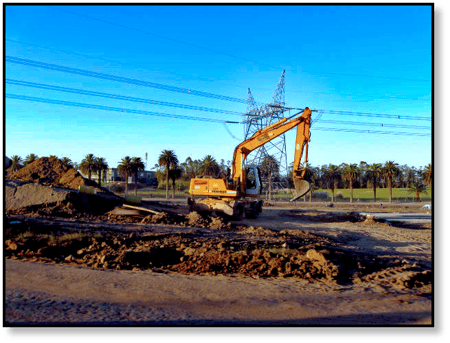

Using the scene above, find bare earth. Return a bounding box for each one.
[5,200,432,326]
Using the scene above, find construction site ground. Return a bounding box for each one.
[4,159,433,325]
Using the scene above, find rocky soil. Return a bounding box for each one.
[4,162,433,325]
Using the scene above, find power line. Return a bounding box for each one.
[313,126,430,137]
[318,109,431,121]
[6,94,240,124]
[317,119,431,131]
[7,79,432,132]
[6,38,429,101]
[6,56,431,123]
[6,78,243,117]
[6,55,248,104]
[51,7,431,83]
[51,6,277,70]
[6,93,430,137]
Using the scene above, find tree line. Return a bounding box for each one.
[7,152,432,203]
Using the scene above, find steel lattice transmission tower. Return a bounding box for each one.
[243,70,290,192]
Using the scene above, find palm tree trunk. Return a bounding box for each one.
[309,189,312,202]
[172,180,176,199]
[125,172,129,195]
[373,181,377,203]
[165,168,169,199]
[134,172,138,196]
[350,178,353,203]
[388,178,393,203]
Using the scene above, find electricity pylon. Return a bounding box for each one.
[243,71,289,195]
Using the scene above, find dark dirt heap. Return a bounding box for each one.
[4,216,432,292]
[6,157,122,216]
[8,157,102,192]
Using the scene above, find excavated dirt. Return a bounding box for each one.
[4,160,432,325]
[4,213,431,291]
[5,158,122,216]
[8,157,103,191]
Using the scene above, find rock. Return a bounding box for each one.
[65,255,74,262]
[184,247,196,256]
[306,249,327,265]
[6,241,18,251]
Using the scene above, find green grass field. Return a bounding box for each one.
[109,182,432,203]
[319,187,432,202]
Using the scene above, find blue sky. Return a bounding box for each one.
[5,4,432,171]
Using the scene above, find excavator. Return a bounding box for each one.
[188,107,312,219]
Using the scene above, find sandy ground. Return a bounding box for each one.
[4,200,432,326]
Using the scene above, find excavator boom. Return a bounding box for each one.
[189,107,312,218]
[232,107,312,199]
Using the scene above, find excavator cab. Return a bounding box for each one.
[245,165,262,196]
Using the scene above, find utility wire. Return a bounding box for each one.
[6,38,428,101]
[6,79,243,117]
[6,94,240,124]
[7,94,429,137]
[51,6,277,70]
[7,79,432,132]
[313,126,430,137]
[6,56,248,104]
[319,109,431,121]
[317,119,431,130]
[51,7,431,83]
[6,56,431,122]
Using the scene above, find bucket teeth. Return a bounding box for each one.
[291,179,310,202]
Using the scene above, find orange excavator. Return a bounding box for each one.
[188,107,312,219]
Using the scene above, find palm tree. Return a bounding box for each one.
[169,165,183,199]
[383,161,400,203]
[422,163,432,190]
[117,156,133,195]
[9,155,23,173]
[158,150,179,199]
[366,163,382,202]
[80,154,96,180]
[341,163,360,203]
[95,157,109,186]
[60,157,74,169]
[325,164,341,202]
[199,155,220,177]
[24,153,38,166]
[408,182,428,202]
[131,157,145,195]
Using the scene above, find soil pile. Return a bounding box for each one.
[4,216,432,291]
[8,157,102,192]
[6,157,122,216]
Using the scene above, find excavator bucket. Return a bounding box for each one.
[290,179,311,202]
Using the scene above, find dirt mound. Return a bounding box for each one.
[9,157,102,191]
[4,216,431,291]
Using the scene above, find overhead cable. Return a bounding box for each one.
[317,119,431,130]
[6,94,240,124]
[313,126,430,137]
[6,78,243,116]
[6,55,248,104]
[319,109,431,121]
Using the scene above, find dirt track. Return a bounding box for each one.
[5,199,432,326]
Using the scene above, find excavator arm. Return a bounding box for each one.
[232,107,312,200]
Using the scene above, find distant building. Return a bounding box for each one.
[105,168,157,186]
[78,167,157,186]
